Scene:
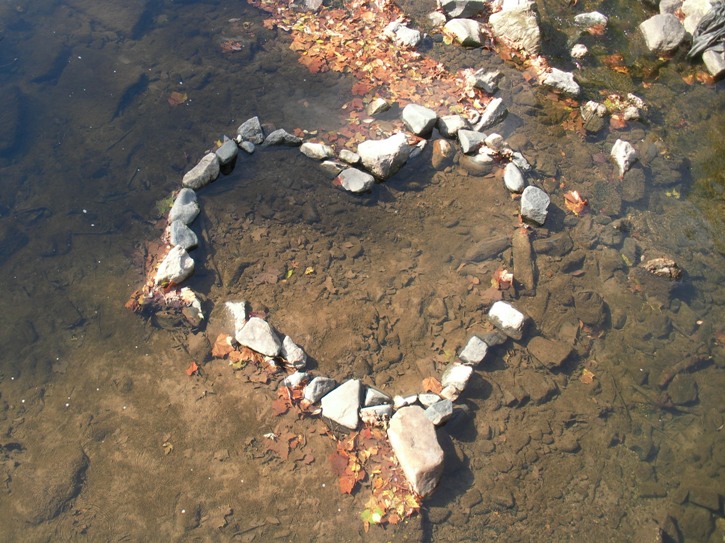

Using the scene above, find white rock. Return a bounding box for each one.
[441,363,473,394]
[542,68,580,97]
[611,139,637,178]
[467,69,502,94]
[281,336,307,369]
[484,133,505,151]
[401,104,438,136]
[511,151,532,172]
[489,300,526,339]
[364,387,392,406]
[443,19,482,47]
[384,21,422,47]
[339,149,360,165]
[336,168,375,193]
[574,11,608,28]
[489,4,541,55]
[154,245,194,285]
[428,11,447,27]
[474,97,507,131]
[393,394,419,409]
[225,301,248,339]
[182,153,220,190]
[300,142,334,160]
[283,371,309,388]
[358,133,411,179]
[521,186,550,225]
[360,404,393,425]
[570,44,588,59]
[366,97,390,116]
[321,379,361,429]
[682,0,715,33]
[639,14,686,54]
[459,335,489,365]
[387,406,444,497]
[320,160,345,176]
[503,162,526,193]
[418,393,442,408]
[304,376,337,404]
[703,49,725,78]
[458,129,486,154]
[236,317,281,357]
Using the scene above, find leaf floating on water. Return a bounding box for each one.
[580,368,595,384]
[168,91,188,107]
[185,361,199,376]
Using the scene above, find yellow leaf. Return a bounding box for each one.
[304,266,315,275]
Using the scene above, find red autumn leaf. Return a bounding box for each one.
[185,361,199,376]
[329,450,349,477]
[271,397,290,416]
[339,473,357,494]
[351,80,372,96]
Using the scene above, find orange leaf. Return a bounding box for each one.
[211,333,234,358]
[339,473,356,494]
[563,190,588,216]
[185,361,199,376]
[422,376,442,394]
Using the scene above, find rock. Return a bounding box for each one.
[418,393,442,407]
[263,128,302,146]
[335,168,375,193]
[168,220,198,250]
[570,43,588,59]
[581,101,607,133]
[360,404,393,424]
[667,373,698,405]
[574,11,608,28]
[402,104,438,136]
[339,149,360,165]
[511,151,532,172]
[459,335,489,365]
[458,129,486,154]
[236,316,282,357]
[154,245,194,285]
[489,4,541,55]
[300,142,334,160]
[574,290,607,327]
[237,116,264,144]
[224,301,248,339]
[168,188,200,225]
[474,97,507,131]
[283,371,309,387]
[281,335,307,369]
[512,227,535,292]
[387,406,445,497]
[660,0,683,14]
[439,0,487,18]
[182,152,220,190]
[240,141,255,154]
[488,301,526,339]
[428,11,447,27]
[467,69,502,94]
[527,336,572,368]
[321,379,361,430]
[687,486,721,512]
[304,376,338,404]
[611,139,637,178]
[364,387,392,406]
[639,14,687,54]
[437,115,469,138]
[682,0,715,33]
[0,85,22,155]
[532,232,573,256]
[520,186,550,226]
[484,133,505,151]
[464,235,510,262]
[443,19,482,47]
[394,394,419,409]
[215,139,238,165]
[366,97,390,116]
[425,399,454,425]
[504,162,526,193]
[384,21,422,47]
[703,49,725,78]
[541,68,580,97]
[358,133,412,179]
[460,153,495,176]
[432,139,455,169]
[643,257,683,280]
[441,363,473,398]
[320,160,345,176]
[621,168,646,203]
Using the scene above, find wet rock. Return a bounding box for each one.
[542,68,581,97]
[300,142,334,160]
[611,139,637,178]
[339,149,360,165]
[154,245,195,285]
[320,160,345,176]
[574,290,607,328]
[503,162,526,193]
[215,139,238,165]
[460,153,495,175]
[182,152,220,190]
[168,220,198,251]
[532,232,573,257]
[581,101,607,133]
[467,69,502,94]
[237,116,265,144]
[574,11,608,28]
[639,14,686,54]
[474,97,507,130]
[264,128,302,146]
[360,404,393,424]
[703,49,725,77]
[627,424,656,461]
[464,235,510,262]
[523,372,560,404]
[443,19,482,47]
[425,399,454,425]
[402,104,438,136]
[527,336,572,369]
[556,434,581,453]
[458,129,486,154]
[239,141,255,154]
[304,376,337,404]
[441,363,473,400]
[358,132,411,179]
[512,227,535,292]
[511,150,532,172]
[485,133,505,151]
[432,139,455,169]
[336,168,375,193]
[489,4,541,55]
[621,237,641,267]
[643,257,683,280]
[364,386,392,406]
[520,186,550,226]
[459,335,489,365]
[480,329,509,347]
[236,316,281,357]
[687,486,722,512]
[667,373,698,405]
[321,379,361,430]
[439,0,487,18]
[168,188,200,225]
[682,0,716,32]
[437,115,469,138]
[281,335,307,369]
[384,21,422,47]
[418,393,442,407]
[387,406,444,497]
[621,167,646,202]
[570,43,588,59]
[366,97,390,116]
[677,504,715,541]
[489,301,526,339]
[0,85,22,155]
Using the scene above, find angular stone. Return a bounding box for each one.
[387,406,444,497]
[224,301,248,339]
[237,116,264,144]
[639,14,686,54]
[682,0,716,33]
[467,69,502,94]
[394,394,419,409]
[154,245,194,285]
[215,139,238,165]
[304,376,337,404]
[364,386,392,406]
[511,151,532,172]
[512,227,535,292]
[418,393,442,407]
[439,0,487,18]
[611,139,637,178]
[281,335,307,369]
[504,162,526,193]
[520,186,550,226]
[366,97,390,116]
[460,153,495,176]
[425,399,454,426]
[703,49,725,78]
[432,139,455,169]
[542,68,580,97]
[443,19,482,47]
[489,301,526,339]
[458,129,486,154]
[240,141,255,154]
[459,336,489,365]
[236,317,281,357]
[300,142,334,160]
[384,21,421,47]
[264,128,302,146]
[441,363,473,395]
[358,132,411,179]
[527,336,572,368]
[182,153,220,190]
[484,133,505,151]
[489,4,541,55]
[320,160,345,176]
[168,188,200,225]
[402,104,438,136]
[168,220,198,250]
[339,149,360,165]
[321,379,361,430]
[437,115,469,138]
[474,97,507,130]
[336,168,375,193]
[283,371,309,388]
[360,404,393,425]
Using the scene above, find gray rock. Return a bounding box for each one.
[437,115,469,138]
[468,69,502,94]
[304,376,337,404]
[574,11,608,28]
[431,139,454,170]
[321,379,361,429]
[182,153,221,190]
[388,406,444,496]
[611,139,637,178]
[443,19,482,46]
[660,0,683,14]
[154,245,195,285]
[320,160,346,176]
[639,14,687,54]
[394,394,419,409]
[439,0,487,18]
[402,104,438,136]
[237,116,264,144]
[236,316,281,357]
[339,149,360,165]
[489,4,541,55]
[240,141,255,154]
[264,128,302,146]
[703,49,725,77]
[358,132,412,179]
[504,162,526,192]
[460,153,495,176]
[541,68,580,97]
[489,301,526,339]
[216,139,238,165]
[520,186,550,226]
[480,329,509,347]
[364,386,392,406]
[458,129,486,154]
[484,133,505,151]
[474,97,507,130]
[281,335,307,369]
[464,235,510,262]
[511,151,532,172]
[224,301,248,339]
[360,404,393,424]
[424,399,454,426]
[459,335,489,365]
[336,168,375,193]
[300,141,334,160]
[168,220,198,250]
[418,393,442,407]
[168,188,200,225]
[384,21,422,47]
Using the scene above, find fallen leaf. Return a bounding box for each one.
[168,91,188,107]
[564,190,588,216]
[422,376,443,394]
[580,368,595,384]
[212,334,235,358]
[185,361,199,376]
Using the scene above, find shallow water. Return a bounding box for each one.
[0,0,723,541]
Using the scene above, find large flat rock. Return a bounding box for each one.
[321,379,361,429]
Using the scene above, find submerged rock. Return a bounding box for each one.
[527,336,572,368]
[358,133,411,179]
[155,245,195,285]
[168,188,200,225]
[236,316,281,357]
[336,168,375,193]
[611,139,637,178]
[574,11,608,29]
[321,379,361,429]
[520,186,550,225]
[182,153,220,190]
[643,257,683,280]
